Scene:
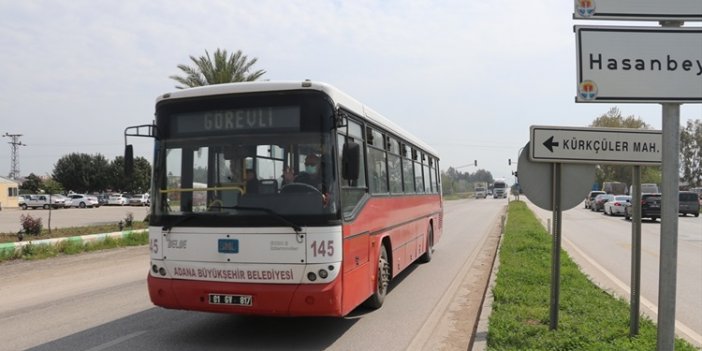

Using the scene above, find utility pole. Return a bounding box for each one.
[3,133,26,180]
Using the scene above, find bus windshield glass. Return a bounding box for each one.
[151,91,339,226]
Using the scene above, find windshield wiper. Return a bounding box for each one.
[163,213,198,233]
[209,205,302,233]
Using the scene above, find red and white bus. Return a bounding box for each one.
[125,80,443,316]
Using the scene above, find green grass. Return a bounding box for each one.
[0,221,148,243]
[0,223,149,262]
[487,201,698,351]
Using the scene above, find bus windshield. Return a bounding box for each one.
[151,91,339,227]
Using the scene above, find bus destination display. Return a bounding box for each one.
[172,106,300,135]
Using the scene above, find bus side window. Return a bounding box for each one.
[337,116,367,218]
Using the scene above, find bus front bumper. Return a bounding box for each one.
[147,275,344,317]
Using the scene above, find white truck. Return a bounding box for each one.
[493,179,508,199]
[474,182,488,199]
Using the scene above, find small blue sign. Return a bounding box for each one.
[218,239,239,254]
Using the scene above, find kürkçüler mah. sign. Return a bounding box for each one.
[575,26,702,103]
[574,0,702,22]
[529,125,662,165]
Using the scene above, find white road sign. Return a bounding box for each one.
[574,0,702,21]
[575,26,702,103]
[530,125,662,165]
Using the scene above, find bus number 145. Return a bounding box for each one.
[310,240,334,257]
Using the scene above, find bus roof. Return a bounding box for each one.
[156,80,439,158]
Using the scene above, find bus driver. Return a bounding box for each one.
[283,153,330,206]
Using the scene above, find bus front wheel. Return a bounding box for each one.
[364,245,389,309]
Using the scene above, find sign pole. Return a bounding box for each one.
[630,166,642,337]
[549,163,562,330]
[657,102,680,351]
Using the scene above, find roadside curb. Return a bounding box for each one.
[0,229,148,254]
[471,203,508,350]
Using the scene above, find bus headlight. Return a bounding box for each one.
[318,269,328,279]
[307,272,317,281]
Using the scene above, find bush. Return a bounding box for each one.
[124,212,134,227]
[20,214,43,235]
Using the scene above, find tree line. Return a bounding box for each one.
[591,107,702,189]
[19,153,151,195]
[441,168,494,195]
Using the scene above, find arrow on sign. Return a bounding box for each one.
[543,136,559,152]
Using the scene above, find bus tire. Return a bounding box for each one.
[419,224,433,263]
[364,244,389,309]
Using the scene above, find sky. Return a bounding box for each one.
[1,1,701,185]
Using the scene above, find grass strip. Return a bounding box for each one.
[487,201,697,351]
[0,230,148,262]
[0,222,148,243]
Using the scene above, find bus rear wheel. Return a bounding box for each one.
[364,245,389,309]
[419,224,434,263]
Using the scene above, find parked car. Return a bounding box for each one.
[49,194,68,209]
[625,193,662,221]
[107,193,129,206]
[585,190,605,209]
[20,194,53,210]
[65,194,100,208]
[591,194,614,212]
[603,195,631,216]
[18,195,27,209]
[129,193,150,206]
[679,191,700,217]
[96,193,110,206]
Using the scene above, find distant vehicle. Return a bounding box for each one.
[629,183,659,195]
[50,194,69,208]
[591,194,614,212]
[679,191,700,217]
[585,190,605,209]
[493,179,507,199]
[129,193,150,206]
[65,194,100,208]
[625,193,661,221]
[604,195,630,216]
[603,181,627,195]
[108,193,129,206]
[96,193,110,206]
[474,182,488,199]
[19,194,64,210]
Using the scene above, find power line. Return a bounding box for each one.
[3,133,27,179]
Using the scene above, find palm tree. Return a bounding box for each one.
[169,48,266,89]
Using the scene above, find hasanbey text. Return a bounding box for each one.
[589,53,702,76]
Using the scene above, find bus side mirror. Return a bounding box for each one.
[125,144,134,176]
[342,142,360,181]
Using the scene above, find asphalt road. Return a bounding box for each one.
[0,206,150,234]
[0,198,507,351]
[525,198,702,348]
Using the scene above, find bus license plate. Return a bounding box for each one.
[208,294,252,306]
